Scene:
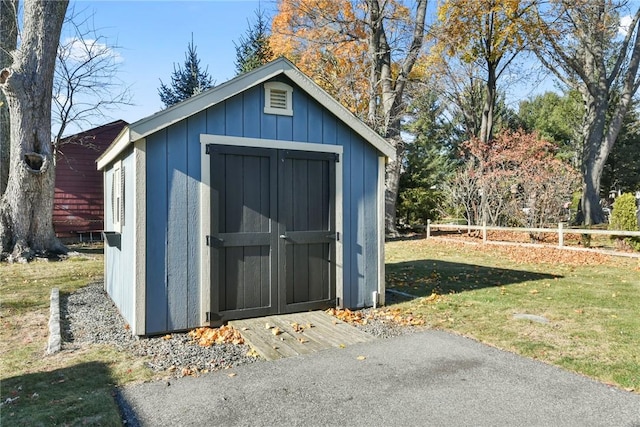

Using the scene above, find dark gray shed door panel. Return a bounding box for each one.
[209,145,336,321]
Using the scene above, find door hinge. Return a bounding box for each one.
[206,235,224,247]
[327,232,339,241]
[206,235,211,246]
[334,153,340,163]
[205,144,212,155]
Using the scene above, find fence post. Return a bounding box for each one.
[426,219,431,239]
[558,222,564,247]
[482,221,487,243]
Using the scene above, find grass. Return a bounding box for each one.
[1,239,638,424]
[386,238,640,392]
[0,244,154,426]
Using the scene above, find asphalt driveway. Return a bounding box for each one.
[118,330,640,426]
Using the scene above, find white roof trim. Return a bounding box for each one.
[97,57,395,170]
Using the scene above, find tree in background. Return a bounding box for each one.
[518,91,583,168]
[433,0,535,144]
[447,130,580,227]
[271,0,429,235]
[398,89,455,226]
[158,38,213,108]
[0,0,18,197]
[234,7,274,75]
[53,6,131,152]
[0,0,69,261]
[601,105,640,195]
[531,0,640,225]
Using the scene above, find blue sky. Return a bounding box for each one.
[68,0,267,131]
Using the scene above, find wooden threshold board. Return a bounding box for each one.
[229,311,375,361]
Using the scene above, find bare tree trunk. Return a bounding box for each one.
[366,0,427,236]
[0,0,69,261]
[0,0,18,197]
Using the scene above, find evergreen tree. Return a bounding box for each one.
[158,38,213,108]
[234,8,274,75]
[398,90,456,225]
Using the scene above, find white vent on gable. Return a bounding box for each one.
[264,82,293,116]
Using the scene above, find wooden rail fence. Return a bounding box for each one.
[425,220,640,258]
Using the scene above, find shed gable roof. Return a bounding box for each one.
[97,58,394,169]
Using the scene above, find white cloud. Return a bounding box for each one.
[59,37,123,64]
[619,15,633,36]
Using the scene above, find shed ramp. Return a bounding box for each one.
[229,311,375,361]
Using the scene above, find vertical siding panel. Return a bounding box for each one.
[349,135,365,308]
[322,111,337,145]
[307,100,323,144]
[206,103,225,135]
[120,153,136,324]
[261,114,277,140]
[226,95,243,137]
[167,122,189,330]
[338,123,353,307]
[276,116,293,141]
[187,112,206,327]
[292,89,308,141]
[362,142,379,306]
[146,130,168,333]
[242,87,261,138]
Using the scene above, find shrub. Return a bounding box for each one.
[609,193,640,251]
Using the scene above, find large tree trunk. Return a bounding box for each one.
[370,0,427,236]
[0,0,69,261]
[0,0,18,197]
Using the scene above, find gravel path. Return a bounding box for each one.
[61,281,418,378]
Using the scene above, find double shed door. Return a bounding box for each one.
[208,144,337,321]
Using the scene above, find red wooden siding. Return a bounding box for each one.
[54,120,127,238]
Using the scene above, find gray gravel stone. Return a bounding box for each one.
[61,282,419,378]
[61,281,257,377]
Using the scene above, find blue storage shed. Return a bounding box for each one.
[97,58,395,336]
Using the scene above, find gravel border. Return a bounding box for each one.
[61,281,420,379]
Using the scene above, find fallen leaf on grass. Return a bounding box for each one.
[228,373,237,378]
[356,355,366,360]
[163,334,172,340]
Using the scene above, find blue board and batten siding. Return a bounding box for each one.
[138,78,382,335]
[103,149,135,327]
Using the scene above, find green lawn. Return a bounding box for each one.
[1,239,637,425]
[0,245,153,426]
[386,238,640,392]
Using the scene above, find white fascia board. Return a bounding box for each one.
[96,127,132,170]
[282,68,396,161]
[128,67,287,142]
[96,57,395,167]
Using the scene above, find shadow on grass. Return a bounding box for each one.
[387,259,561,298]
[1,361,126,426]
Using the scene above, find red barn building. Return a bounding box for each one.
[54,120,127,240]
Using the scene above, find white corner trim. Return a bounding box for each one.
[335,152,344,309]
[134,139,147,336]
[377,156,386,306]
[199,138,211,326]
